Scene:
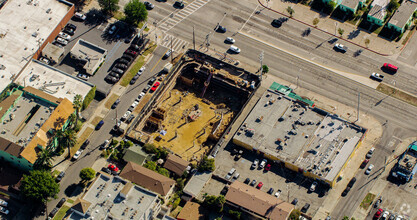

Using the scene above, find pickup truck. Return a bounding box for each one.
[370,72,384,81]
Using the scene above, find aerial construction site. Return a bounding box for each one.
[128,50,260,162]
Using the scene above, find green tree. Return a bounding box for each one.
[198,156,215,172]
[124,0,148,25]
[338,28,345,36]
[327,1,336,12]
[176,178,185,191]
[20,170,60,204]
[34,146,54,170]
[388,0,400,12]
[157,167,170,177]
[289,209,301,220]
[155,147,168,160]
[56,129,77,158]
[144,161,157,171]
[98,0,120,14]
[286,6,295,17]
[143,143,157,154]
[203,195,225,212]
[342,217,349,220]
[262,65,269,74]
[72,94,83,130]
[79,167,96,182]
[228,210,242,220]
[313,18,320,26]
[364,38,370,47]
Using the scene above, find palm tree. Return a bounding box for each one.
[34,146,53,170]
[55,129,77,159]
[72,94,83,130]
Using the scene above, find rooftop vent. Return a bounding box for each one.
[46,8,51,14]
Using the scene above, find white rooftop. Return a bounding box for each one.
[14,60,93,102]
[0,0,71,93]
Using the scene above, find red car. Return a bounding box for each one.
[108,164,119,172]
[383,63,398,72]
[151,82,160,92]
[265,164,271,171]
[360,159,369,169]
[124,49,137,56]
[256,182,263,189]
[374,208,383,218]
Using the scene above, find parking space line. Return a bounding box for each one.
[105,41,122,63]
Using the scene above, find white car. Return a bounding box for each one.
[225,37,235,44]
[310,181,318,192]
[131,101,139,108]
[381,211,389,219]
[0,199,8,207]
[0,207,9,215]
[58,32,71,40]
[334,43,347,52]
[274,189,281,198]
[371,72,384,81]
[365,164,374,175]
[77,73,89,81]
[138,92,146,99]
[137,66,146,76]
[72,150,83,160]
[73,12,86,21]
[251,159,259,168]
[259,159,267,168]
[121,111,132,121]
[56,37,68,45]
[396,215,403,220]
[229,45,241,53]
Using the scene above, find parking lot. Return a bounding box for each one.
[213,143,329,217]
[50,10,135,96]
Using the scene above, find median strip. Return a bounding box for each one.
[377,83,417,107]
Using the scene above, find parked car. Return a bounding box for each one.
[225,37,235,44]
[374,197,382,208]
[124,49,137,57]
[366,147,375,159]
[370,72,384,81]
[55,37,68,45]
[108,25,117,35]
[66,23,77,30]
[49,207,58,218]
[63,27,75,35]
[383,63,398,73]
[72,150,83,160]
[0,199,8,207]
[144,1,154,9]
[95,120,104,130]
[301,203,310,213]
[105,75,119,83]
[80,139,90,150]
[57,198,66,208]
[360,159,369,169]
[267,188,274,194]
[143,85,151,93]
[116,64,128,70]
[77,73,89,81]
[121,111,132,121]
[112,68,124,74]
[130,74,140,84]
[334,43,347,53]
[225,168,236,180]
[341,187,351,197]
[365,164,374,175]
[121,54,133,62]
[101,167,111,174]
[251,159,259,169]
[163,49,172,59]
[100,140,110,150]
[108,164,119,172]
[126,114,135,124]
[56,171,65,182]
[58,32,71,40]
[112,99,121,109]
[256,182,263,189]
[109,71,121,78]
[138,92,146,99]
[250,179,257,186]
[347,177,356,188]
[264,164,271,171]
[232,172,240,180]
[374,209,383,219]
[137,66,146,76]
[151,82,160,92]
[259,159,267,169]
[291,198,298,205]
[274,189,281,198]
[73,12,86,21]
[310,181,318,192]
[118,58,130,65]
[174,0,185,8]
[244,178,250,184]
[148,77,157,85]
[229,45,241,53]
[215,25,226,33]
[0,207,9,215]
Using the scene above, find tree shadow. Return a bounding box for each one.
[347,29,361,40]
[64,183,83,197]
[84,8,108,27]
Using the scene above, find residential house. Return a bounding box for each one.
[163,154,189,176]
[386,0,417,33]
[123,145,150,166]
[225,181,294,220]
[120,161,176,201]
[367,0,390,26]
[338,0,365,15]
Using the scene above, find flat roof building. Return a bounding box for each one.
[0,0,74,93]
[69,174,162,220]
[182,171,212,201]
[41,43,65,64]
[233,84,366,187]
[225,181,294,220]
[69,39,107,75]
[14,60,93,102]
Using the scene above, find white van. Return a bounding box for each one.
[229,45,241,53]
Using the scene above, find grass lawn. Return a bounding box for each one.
[91,116,104,127]
[52,170,60,178]
[71,127,94,155]
[120,56,145,87]
[360,193,376,209]
[104,94,120,109]
[67,199,75,204]
[53,205,70,220]
[377,83,417,107]
[113,11,125,21]
[143,43,157,56]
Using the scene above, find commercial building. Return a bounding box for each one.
[69,39,107,75]
[225,181,294,220]
[233,83,366,187]
[120,161,176,200]
[0,86,74,170]
[0,0,74,94]
[391,141,417,182]
[69,174,162,220]
[182,171,212,201]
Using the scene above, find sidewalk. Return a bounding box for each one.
[259,0,409,56]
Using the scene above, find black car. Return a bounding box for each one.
[63,27,75,36]
[118,58,130,65]
[56,171,65,182]
[163,49,172,59]
[144,1,155,9]
[129,44,140,51]
[101,167,111,174]
[267,188,274,194]
[174,1,184,8]
[143,85,151,93]
[66,23,77,30]
[130,74,140,85]
[148,77,156,85]
[250,179,257,186]
[272,19,282,27]
[126,114,135,124]
[49,207,59,218]
[112,99,121,109]
[112,68,124,74]
[291,198,298,205]
[80,139,90,150]
[57,198,66,208]
[116,64,128,70]
[341,187,351,197]
[109,71,121,78]
[301,203,310,213]
[121,54,133,62]
[244,178,250,184]
[215,25,226,33]
[347,177,356,188]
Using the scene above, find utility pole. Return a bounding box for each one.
[356,92,360,122]
[193,26,196,50]
[259,50,264,72]
[170,35,173,62]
